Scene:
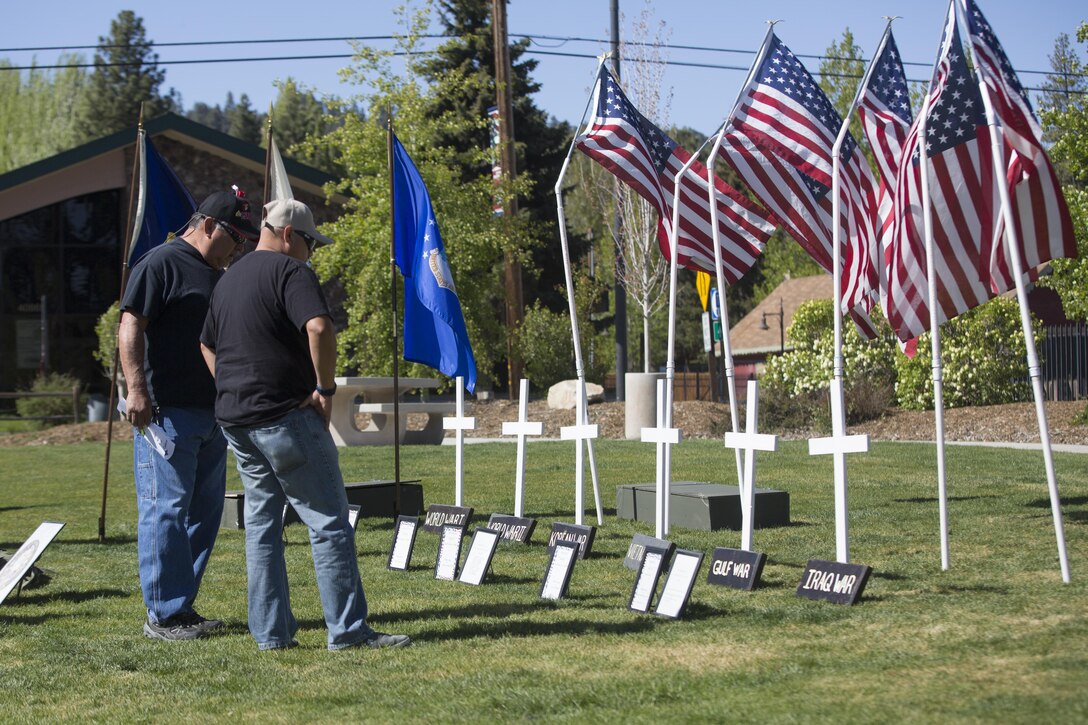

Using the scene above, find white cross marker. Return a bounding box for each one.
[501,379,543,518]
[640,378,681,538]
[560,380,599,526]
[442,376,476,507]
[808,378,869,563]
[724,380,778,551]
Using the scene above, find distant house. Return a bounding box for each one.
[726,272,1085,402]
[0,113,345,392]
[729,274,832,386]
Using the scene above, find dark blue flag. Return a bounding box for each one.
[128,133,196,266]
[392,133,477,393]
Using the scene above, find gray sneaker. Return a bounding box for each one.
[176,611,224,634]
[144,616,205,641]
[362,632,411,649]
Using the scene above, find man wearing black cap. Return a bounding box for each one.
[119,188,259,641]
[200,198,410,651]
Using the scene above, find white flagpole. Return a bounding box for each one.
[702,23,778,496]
[958,0,1070,582]
[919,2,954,571]
[554,55,610,525]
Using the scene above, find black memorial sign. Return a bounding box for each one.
[623,534,675,571]
[628,544,668,613]
[547,522,596,559]
[423,504,473,533]
[655,549,704,619]
[539,540,579,600]
[434,524,465,581]
[487,513,536,544]
[706,547,766,591]
[387,516,420,571]
[796,559,872,605]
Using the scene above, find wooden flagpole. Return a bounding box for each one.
[99,103,145,543]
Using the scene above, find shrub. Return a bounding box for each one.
[894,297,1044,410]
[761,300,897,428]
[93,302,120,373]
[517,303,575,390]
[15,372,82,427]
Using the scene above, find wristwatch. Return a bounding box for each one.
[315,382,337,397]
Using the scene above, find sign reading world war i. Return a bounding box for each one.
[423,504,473,534]
[796,559,872,606]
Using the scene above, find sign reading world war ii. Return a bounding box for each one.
[796,559,872,606]
[547,523,596,560]
[423,504,473,534]
[487,513,536,544]
[706,547,767,591]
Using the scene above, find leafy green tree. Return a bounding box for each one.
[0,58,91,173]
[418,0,578,316]
[79,11,173,136]
[1038,23,1088,322]
[308,6,509,390]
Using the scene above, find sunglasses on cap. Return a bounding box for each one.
[208,217,246,245]
[264,222,318,253]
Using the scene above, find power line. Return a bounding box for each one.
[2,30,1085,82]
[0,34,1084,95]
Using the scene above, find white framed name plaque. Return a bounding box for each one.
[387,516,420,571]
[654,549,704,619]
[628,545,668,613]
[458,528,501,586]
[539,540,579,600]
[0,522,65,605]
[434,524,464,581]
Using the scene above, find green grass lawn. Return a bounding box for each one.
[0,439,1085,722]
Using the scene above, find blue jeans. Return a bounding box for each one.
[134,406,226,625]
[222,407,374,650]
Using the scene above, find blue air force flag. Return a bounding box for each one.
[391,134,477,393]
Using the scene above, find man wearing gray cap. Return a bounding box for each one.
[200,198,409,652]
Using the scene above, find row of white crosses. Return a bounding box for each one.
[444,376,604,527]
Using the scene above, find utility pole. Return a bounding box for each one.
[491,0,524,397]
[611,0,628,401]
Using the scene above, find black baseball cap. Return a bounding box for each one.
[196,187,260,241]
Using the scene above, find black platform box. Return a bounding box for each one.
[221,480,424,530]
[615,482,789,532]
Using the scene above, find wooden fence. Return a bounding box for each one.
[0,386,81,423]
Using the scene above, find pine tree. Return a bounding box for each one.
[226,93,263,145]
[419,0,578,313]
[79,11,172,136]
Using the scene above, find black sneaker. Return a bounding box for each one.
[361,631,411,649]
[144,616,205,641]
[177,611,224,634]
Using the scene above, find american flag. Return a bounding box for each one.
[855,29,914,344]
[886,8,996,342]
[963,0,1076,294]
[575,65,775,283]
[885,3,1075,344]
[718,32,881,337]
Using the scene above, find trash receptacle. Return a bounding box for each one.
[86,394,109,422]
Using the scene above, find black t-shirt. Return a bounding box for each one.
[120,240,221,408]
[201,250,331,427]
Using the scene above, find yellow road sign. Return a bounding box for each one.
[696,271,710,312]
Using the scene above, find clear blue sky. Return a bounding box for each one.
[3,1,1084,136]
